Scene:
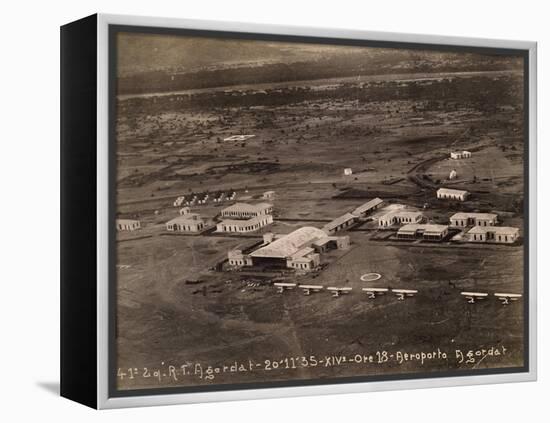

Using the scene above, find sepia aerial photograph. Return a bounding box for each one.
[112,30,527,391]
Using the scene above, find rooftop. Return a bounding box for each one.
[468,226,519,235]
[116,219,139,224]
[219,215,271,227]
[322,213,356,232]
[167,214,202,225]
[351,198,384,215]
[397,211,423,218]
[380,210,422,220]
[290,247,315,260]
[250,226,328,259]
[398,224,448,233]
[451,212,498,220]
[437,187,469,195]
[222,202,273,213]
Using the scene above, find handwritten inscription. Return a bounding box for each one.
[117,345,508,384]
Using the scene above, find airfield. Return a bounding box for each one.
[114,62,525,390]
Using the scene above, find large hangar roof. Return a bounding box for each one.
[250,227,327,259]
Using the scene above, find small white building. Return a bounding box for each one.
[437,188,469,201]
[378,211,423,228]
[221,202,273,219]
[450,151,472,159]
[228,250,253,267]
[179,207,191,215]
[262,191,275,200]
[450,212,498,227]
[116,219,141,232]
[343,168,353,176]
[166,214,205,233]
[466,226,519,244]
[216,215,273,233]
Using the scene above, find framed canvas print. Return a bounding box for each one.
[60,14,537,409]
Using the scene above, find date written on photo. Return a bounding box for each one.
[117,345,508,383]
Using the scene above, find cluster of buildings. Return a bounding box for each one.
[173,191,237,207]
[227,198,385,272]
[397,224,449,241]
[321,198,385,234]
[449,212,519,244]
[166,201,276,235]
[391,211,520,244]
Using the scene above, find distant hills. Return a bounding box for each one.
[116,31,524,96]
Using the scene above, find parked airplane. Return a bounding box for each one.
[461,291,488,304]
[392,289,418,300]
[298,284,324,295]
[327,287,353,297]
[274,282,297,294]
[494,292,522,305]
[362,287,389,299]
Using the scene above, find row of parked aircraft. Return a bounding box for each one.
[274,283,522,305]
[274,283,417,300]
[461,291,523,305]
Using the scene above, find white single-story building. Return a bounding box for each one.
[216,215,273,233]
[351,198,384,217]
[343,168,353,176]
[179,207,191,215]
[116,219,141,231]
[397,224,449,241]
[287,247,321,271]
[450,212,498,227]
[466,226,519,244]
[228,249,253,267]
[221,202,273,219]
[437,188,469,201]
[166,214,205,233]
[379,211,423,227]
[262,191,275,200]
[322,213,357,234]
[450,150,472,159]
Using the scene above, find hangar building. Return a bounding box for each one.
[228,226,349,272]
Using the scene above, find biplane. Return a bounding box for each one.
[461,291,488,304]
[273,282,297,294]
[494,292,522,305]
[326,287,353,297]
[362,287,389,299]
[392,289,418,300]
[298,284,324,295]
